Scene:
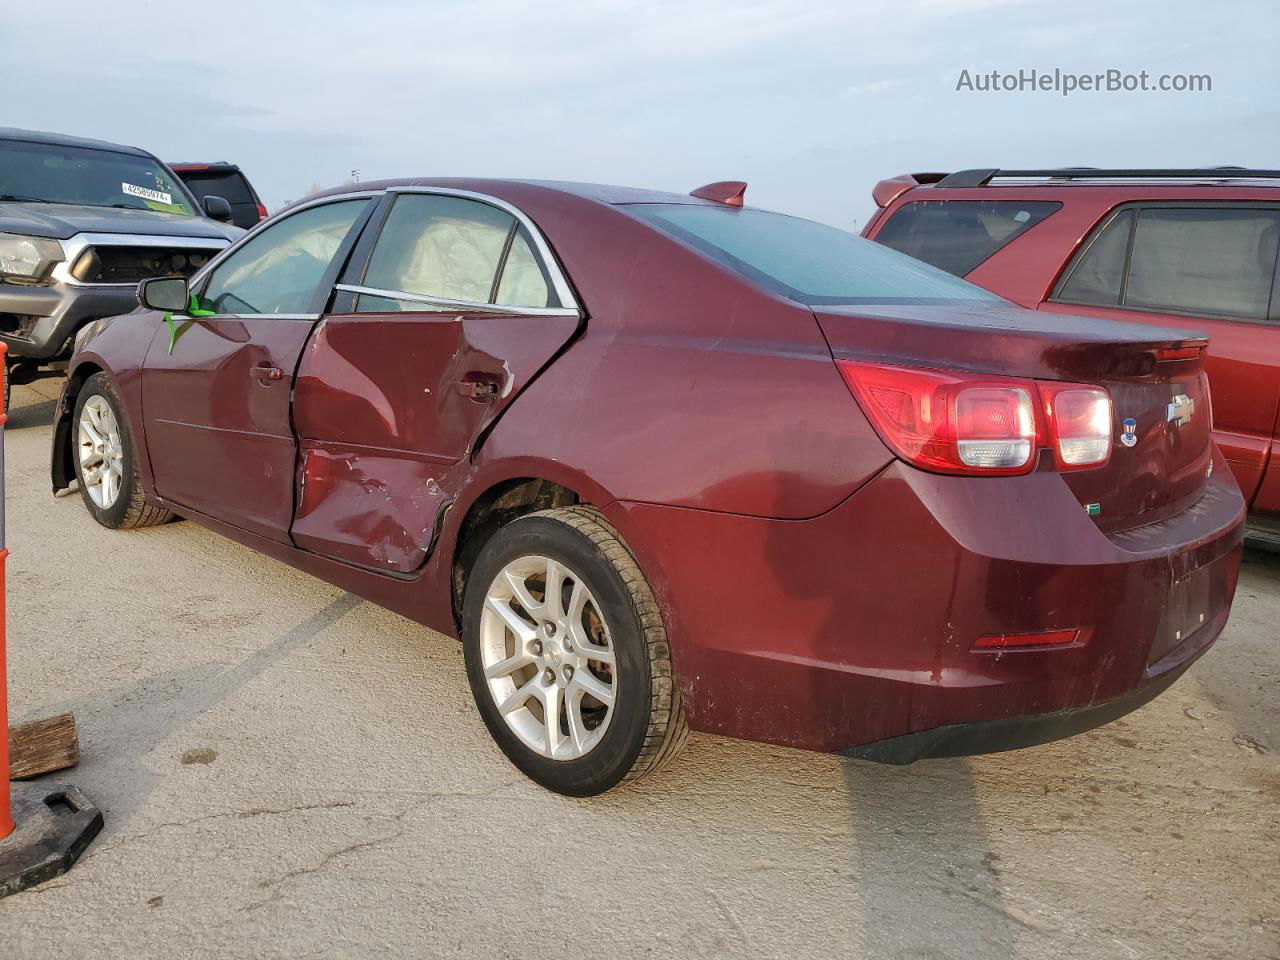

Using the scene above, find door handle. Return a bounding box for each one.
[455,378,500,401]
[251,364,283,382]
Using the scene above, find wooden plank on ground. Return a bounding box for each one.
[8,713,80,780]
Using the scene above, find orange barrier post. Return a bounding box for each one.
[0,342,10,841]
[0,344,103,897]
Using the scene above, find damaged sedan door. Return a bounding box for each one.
[139,197,373,541]
[289,189,582,573]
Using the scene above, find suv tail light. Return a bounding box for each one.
[836,361,1112,476]
[255,202,268,221]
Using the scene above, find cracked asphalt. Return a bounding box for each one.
[1,379,1277,959]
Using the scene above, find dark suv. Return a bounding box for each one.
[0,128,241,406]
[863,168,1280,543]
[169,162,267,230]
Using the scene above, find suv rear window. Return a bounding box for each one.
[180,170,255,205]
[626,204,999,306]
[874,200,1062,276]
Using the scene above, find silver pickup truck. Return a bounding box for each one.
[0,127,242,408]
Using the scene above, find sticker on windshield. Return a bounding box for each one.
[122,182,172,205]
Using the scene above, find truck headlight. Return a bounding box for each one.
[0,233,65,284]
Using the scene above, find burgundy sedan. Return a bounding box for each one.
[50,178,1244,795]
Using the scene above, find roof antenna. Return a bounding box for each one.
[690,181,747,206]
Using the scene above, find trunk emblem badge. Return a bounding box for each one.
[1120,418,1138,447]
[1167,394,1195,427]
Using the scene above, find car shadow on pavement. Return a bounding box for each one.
[14,591,364,833]
[840,759,1022,958]
[5,396,57,430]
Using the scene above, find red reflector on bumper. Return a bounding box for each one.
[973,629,1080,650]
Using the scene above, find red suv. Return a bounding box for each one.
[863,168,1280,546]
[51,178,1243,794]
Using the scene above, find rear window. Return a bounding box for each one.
[625,204,1000,306]
[873,199,1062,276]
[179,170,255,205]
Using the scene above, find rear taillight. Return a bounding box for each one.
[255,202,268,221]
[836,361,1113,476]
[1039,384,1112,470]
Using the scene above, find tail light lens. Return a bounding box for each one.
[836,361,1113,476]
[255,202,268,221]
[1039,384,1112,469]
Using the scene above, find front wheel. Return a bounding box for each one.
[73,373,172,529]
[462,506,687,795]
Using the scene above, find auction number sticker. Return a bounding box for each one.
[122,182,173,205]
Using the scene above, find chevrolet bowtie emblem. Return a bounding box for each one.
[1167,393,1195,427]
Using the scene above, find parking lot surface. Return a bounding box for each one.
[0,380,1276,960]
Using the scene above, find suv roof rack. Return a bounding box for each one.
[935,168,1280,188]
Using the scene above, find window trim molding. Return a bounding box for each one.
[334,283,579,318]
[1050,200,1280,325]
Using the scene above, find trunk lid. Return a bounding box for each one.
[814,301,1213,531]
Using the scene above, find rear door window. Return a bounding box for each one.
[1055,205,1280,322]
[1124,208,1280,320]
[356,193,556,310]
[1055,209,1134,306]
[873,200,1062,276]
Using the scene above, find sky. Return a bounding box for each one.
[2,0,1277,229]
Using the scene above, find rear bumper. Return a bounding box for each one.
[605,447,1245,757]
[0,281,137,361]
[840,652,1194,763]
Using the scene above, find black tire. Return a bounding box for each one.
[72,373,172,529]
[462,506,687,796]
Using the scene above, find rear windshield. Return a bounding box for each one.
[0,139,196,215]
[179,170,255,205]
[873,199,1062,276]
[625,203,1000,306]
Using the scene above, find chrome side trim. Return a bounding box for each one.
[334,284,580,317]
[51,232,231,287]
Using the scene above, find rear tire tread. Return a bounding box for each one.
[535,505,688,786]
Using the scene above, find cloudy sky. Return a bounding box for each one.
[3,0,1276,227]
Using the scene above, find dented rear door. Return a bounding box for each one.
[289,304,579,572]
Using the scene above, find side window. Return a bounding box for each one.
[356,194,557,311]
[873,200,1062,276]
[495,228,551,307]
[1056,209,1134,306]
[362,195,512,306]
[199,200,366,315]
[1124,208,1280,320]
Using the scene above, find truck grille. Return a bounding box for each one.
[69,245,216,284]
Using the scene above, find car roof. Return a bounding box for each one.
[0,126,150,157]
[169,162,243,173]
[307,177,720,208]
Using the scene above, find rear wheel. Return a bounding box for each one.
[73,373,171,529]
[462,506,687,795]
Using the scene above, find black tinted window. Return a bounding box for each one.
[627,204,998,306]
[1124,208,1280,320]
[1056,209,1134,306]
[180,170,254,205]
[874,200,1062,276]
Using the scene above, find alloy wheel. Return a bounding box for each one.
[77,394,125,509]
[479,555,618,760]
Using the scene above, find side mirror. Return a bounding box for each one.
[202,195,233,223]
[138,276,190,312]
